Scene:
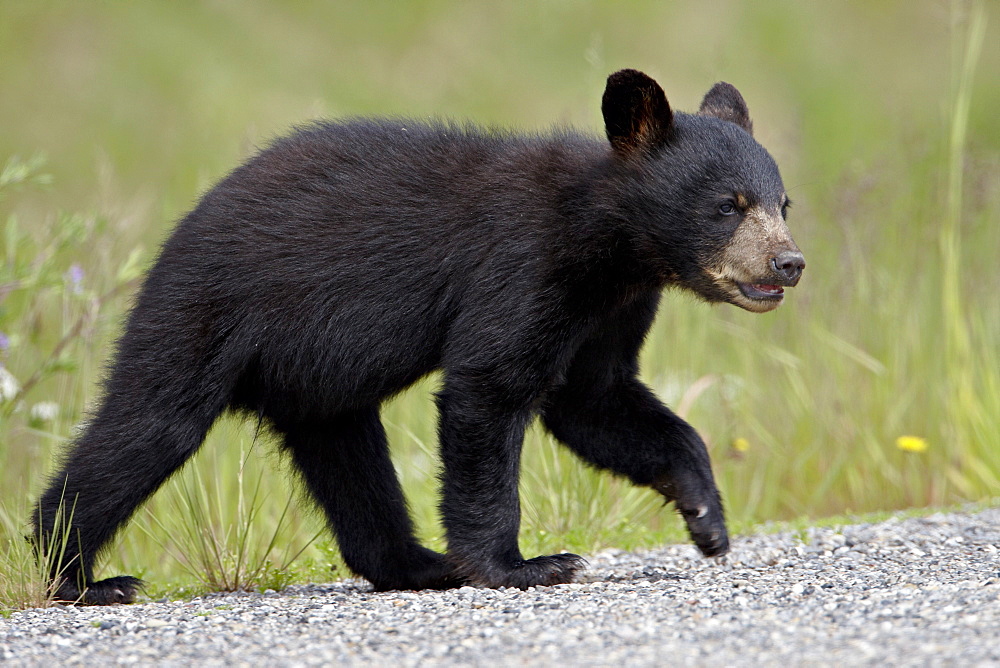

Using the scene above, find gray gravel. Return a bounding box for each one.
[3,506,999,666]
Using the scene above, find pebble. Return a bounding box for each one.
[1,507,998,666]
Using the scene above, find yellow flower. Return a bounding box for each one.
[732,437,750,452]
[896,435,928,453]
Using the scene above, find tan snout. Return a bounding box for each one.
[707,205,804,313]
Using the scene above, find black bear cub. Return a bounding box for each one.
[35,69,803,604]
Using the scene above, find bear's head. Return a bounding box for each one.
[602,69,804,313]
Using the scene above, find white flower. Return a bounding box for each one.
[30,401,60,422]
[0,366,20,402]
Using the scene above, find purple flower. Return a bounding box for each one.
[67,264,84,293]
[0,332,9,352]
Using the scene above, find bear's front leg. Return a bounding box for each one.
[542,374,729,558]
[436,382,585,588]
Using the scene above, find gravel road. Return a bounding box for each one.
[3,506,998,666]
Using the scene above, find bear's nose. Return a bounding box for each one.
[771,251,805,284]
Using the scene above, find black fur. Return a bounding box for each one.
[34,69,797,604]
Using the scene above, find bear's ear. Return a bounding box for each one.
[698,82,753,135]
[602,69,674,159]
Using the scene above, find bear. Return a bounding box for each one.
[34,69,804,604]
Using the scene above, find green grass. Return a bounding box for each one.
[1,1,998,607]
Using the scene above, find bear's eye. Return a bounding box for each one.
[781,198,791,219]
[718,201,738,216]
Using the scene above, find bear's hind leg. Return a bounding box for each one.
[35,398,219,605]
[281,408,461,591]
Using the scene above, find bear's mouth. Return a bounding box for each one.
[704,268,795,313]
[737,282,785,302]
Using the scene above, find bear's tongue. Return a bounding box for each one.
[751,284,784,295]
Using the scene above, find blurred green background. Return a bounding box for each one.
[1,1,997,597]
